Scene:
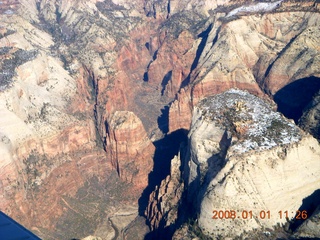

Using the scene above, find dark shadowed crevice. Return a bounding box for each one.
[289,189,320,232]
[191,23,212,71]
[161,70,172,96]
[152,3,156,19]
[143,50,158,82]
[55,4,62,24]
[152,129,188,187]
[143,72,149,82]
[274,76,320,123]
[145,42,150,51]
[145,130,231,240]
[36,1,40,12]
[152,49,158,61]
[180,23,212,88]
[157,106,169,134]
[138,129,188,217]
[144,136,189,240]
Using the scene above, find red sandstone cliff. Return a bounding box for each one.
[105,111,155,192]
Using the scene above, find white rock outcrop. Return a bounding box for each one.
[185,89,320,238]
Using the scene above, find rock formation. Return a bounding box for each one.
[294,204,320,239]
[145,154,184,231]
[105,111,154,192]
[147,89,320,239]
[0,1,155,238]
[169,6,320,134]
[190,90,320,238]
[299,90,320,140]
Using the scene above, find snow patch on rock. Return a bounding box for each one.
[226,0,283,18]
[198,89,301,155]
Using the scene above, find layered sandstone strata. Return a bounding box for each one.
[187,90,320,238]
[0,10,107,236]
[105,111,155,192]
[147,89,320,238]
[169,10,320,133]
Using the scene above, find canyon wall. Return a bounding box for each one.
[147,90,320,239]
[169,8,320,134]
[105,111,154,192]
[191,90,320,238]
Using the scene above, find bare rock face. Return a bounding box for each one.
[145,154,183,231]
[299,90,320,140]
[168,87,193,132]
[185,89,320,238]
[147,89,320,239]
[169,9,320,133]
[294,204,320,239]
[0,10,113,237]
[81,236,102,240]
[0,2,147,238]
[147,30,196,97]
[263,17,320,95]
[105,111,155,192]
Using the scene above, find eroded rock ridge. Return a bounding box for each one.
[147,90,320,239]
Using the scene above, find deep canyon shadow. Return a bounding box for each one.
[144,131,232,240]
[138,129,188,217]
[161,71,172,96]
[180,23,213,88]
[289,189,320,232]
[274,76,320,123]
[157,106,169,134]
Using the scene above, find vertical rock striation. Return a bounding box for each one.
[145,154,184,231]
[148,89,320,239]
[105,111,155,193]
[168,10,320,134]
[188,90,320,238]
